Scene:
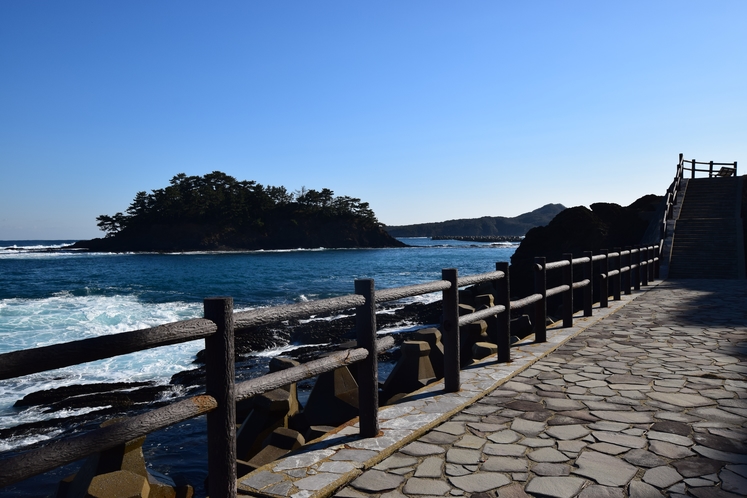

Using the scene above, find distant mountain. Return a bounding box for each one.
[383,204,566,237]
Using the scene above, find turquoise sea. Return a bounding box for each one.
[0,238,516,497]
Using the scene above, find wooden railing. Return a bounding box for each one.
[678,152,738,178]
[3,156,690,496]
[0,250,661,496]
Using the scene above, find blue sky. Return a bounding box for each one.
[1,1,745,240]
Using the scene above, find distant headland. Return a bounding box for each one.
[383,203,565,238]
[70,172,405,252]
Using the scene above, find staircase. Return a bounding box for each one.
[668,177,744,279]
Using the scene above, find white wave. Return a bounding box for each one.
[0,294,204,418]
[248,342,330,358]
[0,240,78,249]
[0,428,66,452]
[378,322,436,335]
[0,405,112,432]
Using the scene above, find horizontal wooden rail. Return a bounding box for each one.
[572,279,590,289]
[0,318,217,381]
[546,284,570,298]
[1,192,678,492]
[236,337,395,401]
[458,305,507,327]
[509,293,542,309]
[235,294,365,329]
[0,395,218,487]
[545,260,570,270]
[376,281,451,303]
[457,270,505,288]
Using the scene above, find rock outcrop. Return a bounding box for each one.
[509,194,665,310]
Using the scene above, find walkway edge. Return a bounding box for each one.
[236,281,664,498]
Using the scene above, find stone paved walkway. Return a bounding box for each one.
[336,280,747,498]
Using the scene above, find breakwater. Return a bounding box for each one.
[431,235,523,242]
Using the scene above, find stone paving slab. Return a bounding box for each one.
[237,281,662,497]
[240,280,747,497]
[331,280,747,498]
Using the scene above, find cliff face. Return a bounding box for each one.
[509,195,664,301]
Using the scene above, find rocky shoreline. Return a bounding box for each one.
[3,293,538,452]
[1,300,443,448]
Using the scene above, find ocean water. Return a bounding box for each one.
[0,238,516,497]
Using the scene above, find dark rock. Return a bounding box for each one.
[14,382,154,407]
[509,195,664,302]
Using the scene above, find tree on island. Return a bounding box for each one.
[76,171,404,252]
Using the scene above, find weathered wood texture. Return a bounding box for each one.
[495,262,511,363]
[441,268,460,392]
[234,294,365,329]
[583,251,593,316]
[533,257,547,343]
[376,280,450,303]
[234,337,395,401]
[356,279,379,438]
[612,248,622,301]
[0,318,217,381]
[509,293,542,310]
[562,253,573,327]
[457,270,505,288]
[598,249,610,308]
[204,297,237,498]
[458,304,507,327]
[622,248,632,295]
[0,395,217,487]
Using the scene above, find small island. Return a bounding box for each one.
[71,171,405,252]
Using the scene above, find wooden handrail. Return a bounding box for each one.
[2,157,685,491]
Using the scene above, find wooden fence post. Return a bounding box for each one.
[442,269,460,392]
[495,262,511,363]
[599,250,609,308]
[583,251,593,317]
[623,247,631,295]
[204,297,236,498]
[641,248,649,286]
[562,253,573,327]
[355,279,379,438]
[534,257,547,343]
[612,248,622,301]
[709,161,714,178]
[633,247,641,291]
[648,246,656,282]
[691,159,696,178]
